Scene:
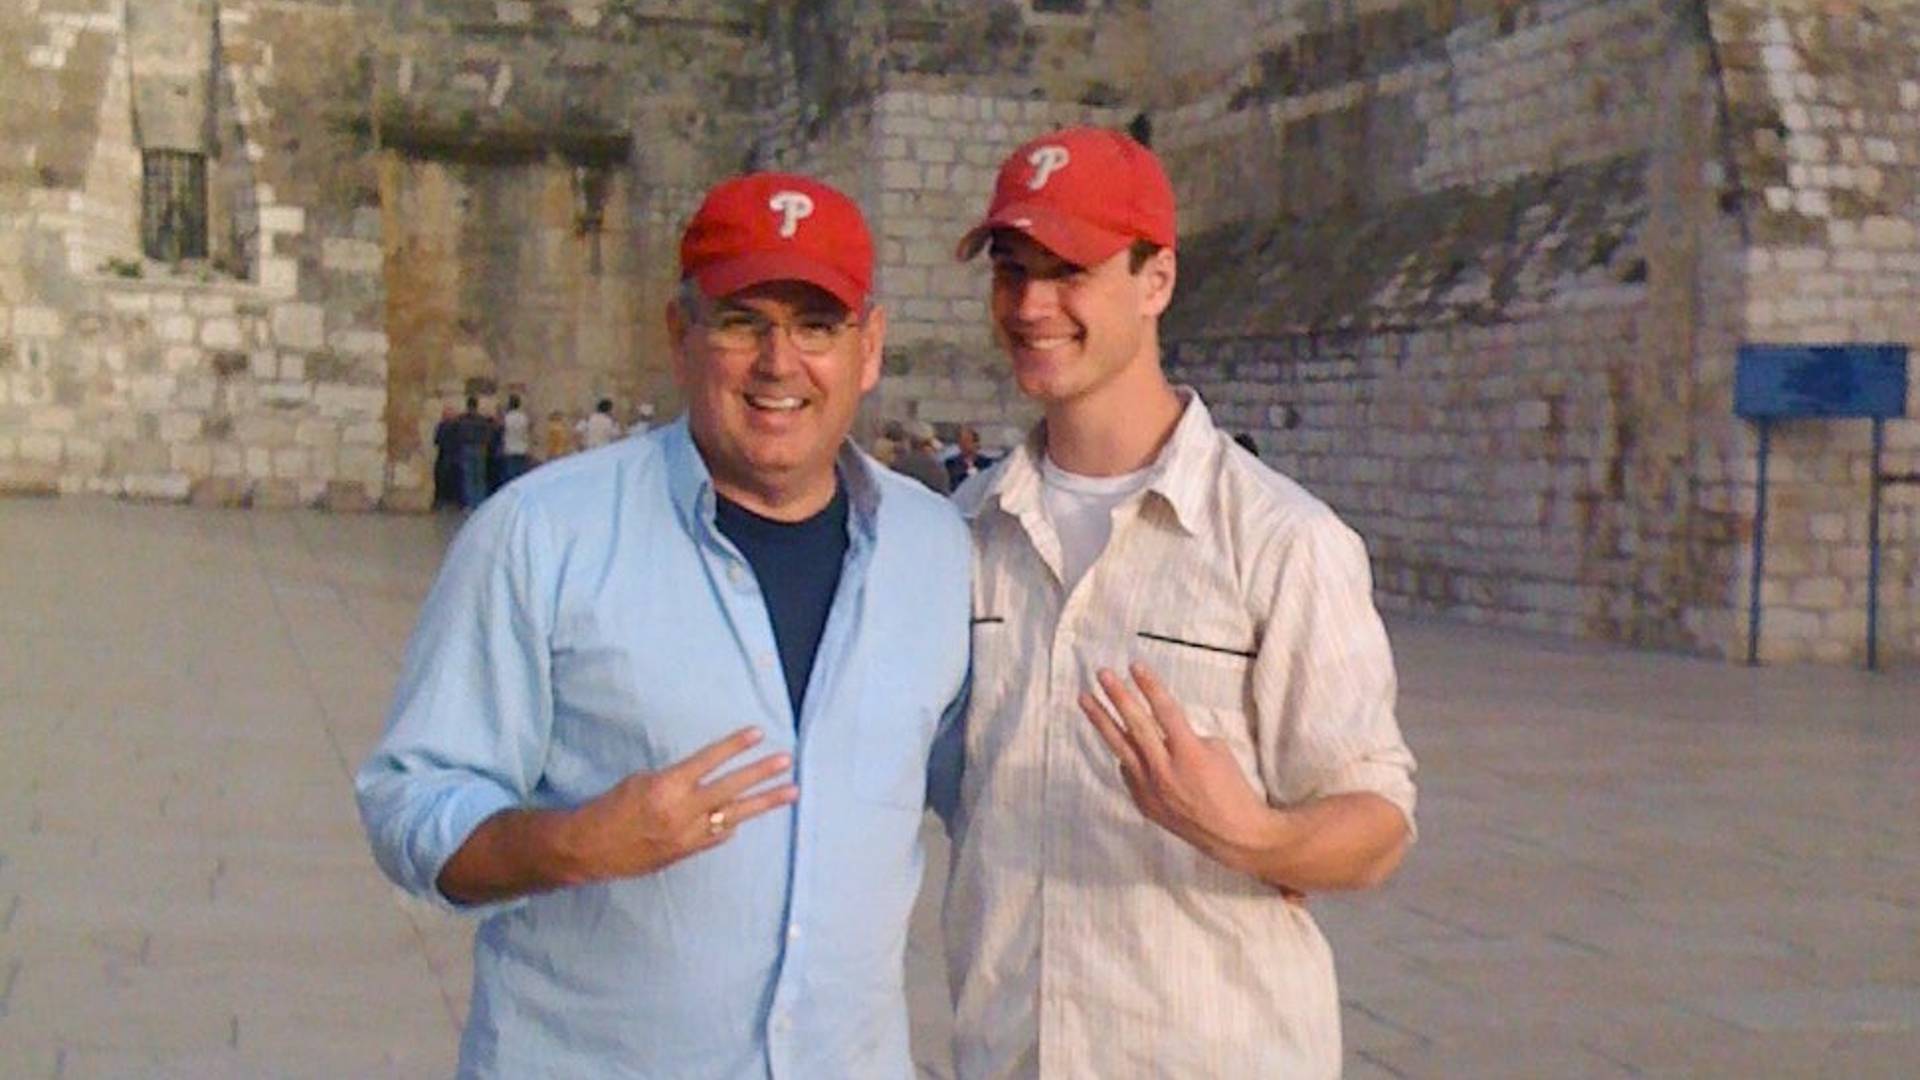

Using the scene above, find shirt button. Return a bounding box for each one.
[787,925,801,941]
[774,1014,792,1032]
[727,565,747,586]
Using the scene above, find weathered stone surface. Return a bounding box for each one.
[0,0,1915,663]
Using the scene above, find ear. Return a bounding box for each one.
[1138,247,1177,320]
[665,299,694,391]
[856,304,887,394]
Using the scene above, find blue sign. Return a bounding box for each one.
[1735,344,1908,419]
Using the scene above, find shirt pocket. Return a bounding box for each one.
[1131,630,1255,715]
[1130,630,1260,784]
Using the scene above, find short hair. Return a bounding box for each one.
[673,275,869,322]
[1127,239,1162,273]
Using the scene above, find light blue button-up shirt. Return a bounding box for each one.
[355,418,970,1079]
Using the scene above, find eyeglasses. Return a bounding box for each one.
[699,308,859,355]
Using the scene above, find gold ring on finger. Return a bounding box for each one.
[706,809,729,836]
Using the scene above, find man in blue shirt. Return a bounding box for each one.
[356,172,970,1078]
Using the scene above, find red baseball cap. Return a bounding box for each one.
[956,126,1176,267]
[679,173,873,311]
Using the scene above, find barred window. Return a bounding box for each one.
[141,150,208,262]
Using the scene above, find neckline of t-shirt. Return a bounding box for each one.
[1039,454,1156,497]
[714,481,849,535]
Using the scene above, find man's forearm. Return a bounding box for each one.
[437,807,592,906]
[1222,792,1410,893]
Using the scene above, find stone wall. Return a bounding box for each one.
[1,0,392,508]
[1156,0,1721,647]
[367,1,765,501]
[1148,0,1918,664]
[4,0,1917,664]
[1706,0,1920,661]
[0,0,768,510]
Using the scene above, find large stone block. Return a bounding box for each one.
[296,419,340,448]
[258,205,306,234]
[252,478,304,508]
[20,432,63,464]
[14,306,63,337]
[261,381,312,406]
[170,442,212,475]
[30,405,77,432]
[157,314,197,343]
[259,257,299,296]
[272,447,307,479]
[190,476,248,506]
[322,479,376,512]
[159,412,202,442]
[321,238,382,275]
[175,379,216,410]
[188,293,237,317]
[123,473,192,502]
[329,329,388,356]
[273,304,326,349]
[314,384,385,417]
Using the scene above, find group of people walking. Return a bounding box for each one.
[430,396,653,509]
[869,420,997,496]
[359,126,1415,1078]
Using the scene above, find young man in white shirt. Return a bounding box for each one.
[579,398,620,450]
[497,393,532,486]
[939,126,1418,1078]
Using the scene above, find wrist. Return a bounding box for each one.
[1220,806,1295,879]
[542,807,601,888]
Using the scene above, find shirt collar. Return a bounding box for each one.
[663,416,883,544]
[968,387,1218,536]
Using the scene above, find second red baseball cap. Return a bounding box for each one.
[679,173,874,311]
[956,126,1176,267]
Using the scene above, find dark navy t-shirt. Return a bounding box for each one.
[715,484,850,722]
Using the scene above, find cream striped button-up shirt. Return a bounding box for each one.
[943,392,1417,1079]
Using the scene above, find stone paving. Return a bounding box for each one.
[1,497,1915,1078]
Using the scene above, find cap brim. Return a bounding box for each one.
[954,203,1134,268]
[691,251,867,311]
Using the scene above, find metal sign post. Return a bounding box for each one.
[1734,344,1909,669]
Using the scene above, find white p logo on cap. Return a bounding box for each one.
[769,191,815,238]
[1026,145,1070,190]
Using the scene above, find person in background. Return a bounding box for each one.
[892,418,951,495]
[627,401,658,438]
[540,410,575,462]
[452,396,498,509]
[432,404,461,510]
[944,424,994,490]
[578,398,621,450]
[870,419,905,468]
[496,394,533,489]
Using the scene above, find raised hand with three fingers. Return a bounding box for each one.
[1078,663,1279,880]
[1081,662,1410,896]
[561,725,800,880]
[437,725,798,905]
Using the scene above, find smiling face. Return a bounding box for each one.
[668,279,884,519]
[987,231,1175,409]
